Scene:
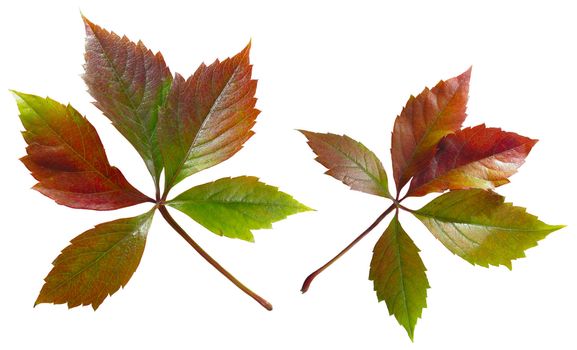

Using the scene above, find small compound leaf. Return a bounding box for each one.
[167,176,312,242]
[14,91,151,210]
[391,68,471,191]
[369,214,429,341]
[413,189,564,268]
[300,131,391,198]
[83,16,172,185]
[159,43,259,191]
[408,125,537,197]
[35,210,154,310]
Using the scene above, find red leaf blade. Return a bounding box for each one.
[82,16,172,185]
[391,68,471,191]
[408,125,537,196]
[14,91,151,210]
[299,131,391,198]
[159,42,259,191]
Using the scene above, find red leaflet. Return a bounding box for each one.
[159,43,259,191]
[299,131,391,198]
[408,125,537,197]
[83,16,172,185]
[15,92,151,210]
[391,68,471,191]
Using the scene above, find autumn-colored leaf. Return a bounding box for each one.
[83,16,172,186]
[412,189,563,268]
[408,124,537,197]
[159,43,259,192]
[299,131,391,198]
[391,68,471,191]
[300,67,564,340]
[35,210,154,310]
[369,213,429,340]
[168,176,312,242]
[16,16,310,311]
[14,91,151,210]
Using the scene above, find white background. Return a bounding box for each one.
[1,0,575,348]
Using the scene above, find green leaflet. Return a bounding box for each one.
[413,189,564,268]
[369,213,429,341]
[35,210,154,310]
[167,176,312,242]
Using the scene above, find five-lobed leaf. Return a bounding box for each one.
[83,16,172,186]
[408,124,537,197]
[391,68,471,191]
[159,43,259,192]
[299,131,391,198]
[369,213,429,341]
[14,91,151,210]
[168,176,312,242]
[35,210,154,310]
[413,189,564,268]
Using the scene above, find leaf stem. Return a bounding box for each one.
[158,205,273,311]
[301,203,397,293]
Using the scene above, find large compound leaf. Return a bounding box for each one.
[391,68,471,190]
[83,16,172,185]
[159,43,259,192]
[408,125,537,197]
[14,92,151,210]
[299,131,391,198]
[167,176,311,242]
[35,210,154,310]
[413,189,564,268]
[369,214,429,341]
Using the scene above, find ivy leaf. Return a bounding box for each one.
[369,213,429,341]
[167,176,312,242]
[158,43,259,192]
[412,189,564,268]
[83,16,172,186]
[35,210,154,310]
[14,91,151,210]
[391,68,471,190]
[299,131,391,198]
[408,124,537,197]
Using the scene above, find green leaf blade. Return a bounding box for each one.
[82,16,172,185]
[167,176,312,242]
[35,210,154,310]
[159,43,259,192]
[413,189,564,268]
[300,131,391,198]
[369,214,429,340]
